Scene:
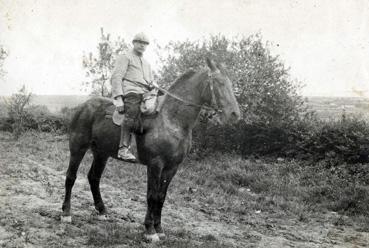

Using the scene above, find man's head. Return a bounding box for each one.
[132,32,149,55]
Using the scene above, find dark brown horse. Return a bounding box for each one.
[61,58,241,242]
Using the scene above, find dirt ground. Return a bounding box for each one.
[0,131,369,247]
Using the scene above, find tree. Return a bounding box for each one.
[156,34,307,126]
[4,85,32,139]
[156,34,311,156]
[82,28,129,97]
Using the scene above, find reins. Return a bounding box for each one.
[152,71,221,113]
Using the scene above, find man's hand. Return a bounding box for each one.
[117,105,125,114]
[113,96,125,114]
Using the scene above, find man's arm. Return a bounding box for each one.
[111,54,129,105]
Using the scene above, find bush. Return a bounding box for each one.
[299,115,369,164]
[3,85,32,138]
[0,103,71,134]
[0,117,12,132]
[191,111,369,164]
[2,111,69,133]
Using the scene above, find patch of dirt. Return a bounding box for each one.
[0,132,369,247]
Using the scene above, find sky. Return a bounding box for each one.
[0,0,369,97]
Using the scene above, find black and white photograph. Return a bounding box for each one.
[1,0,369,247]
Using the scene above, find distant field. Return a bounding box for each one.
[29,95,90,113]
[0,95,89,116]
[1,95,369,120]
[306,96,369,120]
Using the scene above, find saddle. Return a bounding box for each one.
[104,105,125,126]
[105,94,165,126]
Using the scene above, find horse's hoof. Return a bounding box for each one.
[157,232,166,240]
[60,215,72,223]
[97,214,108,221]
[144,233,160,243]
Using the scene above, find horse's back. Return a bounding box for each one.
[72,96,112,121]
[69,97,113,137]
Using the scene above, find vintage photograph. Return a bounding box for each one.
[1,0,369,247]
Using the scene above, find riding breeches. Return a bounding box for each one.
[122,93,142,130]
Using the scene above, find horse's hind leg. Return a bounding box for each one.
[61,148,87,222]
[88,152,109,219]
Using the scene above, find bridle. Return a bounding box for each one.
[153,70,221,114]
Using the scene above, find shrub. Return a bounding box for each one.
[0,101,71,134]
[3,85,32,139]
[192,111,369,164]
[299,115,369,164]
[0,117,12,132]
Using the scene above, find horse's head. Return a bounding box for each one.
[204,58,241,125]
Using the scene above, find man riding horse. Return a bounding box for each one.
[62,50,241,241]
[111,32,157,162]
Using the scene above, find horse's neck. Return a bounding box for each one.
[160,72,208,131]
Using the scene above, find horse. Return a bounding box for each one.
[61,58,241,242]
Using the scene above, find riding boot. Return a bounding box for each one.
[118,119,137,162]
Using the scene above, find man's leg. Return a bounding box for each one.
[117,93,142,162]
[119,121,131,149]
[118,116,136,162]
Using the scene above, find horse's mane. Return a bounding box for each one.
[168,69,197,90]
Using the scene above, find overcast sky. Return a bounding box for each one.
[1,0,368,97]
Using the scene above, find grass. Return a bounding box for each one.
[1,130,369,247]
[4,130,369,219]
[183,154,369,219]
[86,223,226,248]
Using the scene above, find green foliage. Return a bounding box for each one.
[0,108,68,134]
[82,28,129,97]
[301,161,369,216]
[0,91,71,135]
[155,34,369,164]
[297,114,369,164]
[26,105,69,133]
[156,34,306,125]
[197,113,369,164]
[156,34,322,160]
[183,153,369,218]
[3,85,32,139]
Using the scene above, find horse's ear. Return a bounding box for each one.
[206,57,217,72]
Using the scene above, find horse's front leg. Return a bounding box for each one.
[144,158,178,242]
[153,164,178,239]
[144,158,163,242]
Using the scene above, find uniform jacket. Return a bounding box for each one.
[111,49,153,100]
